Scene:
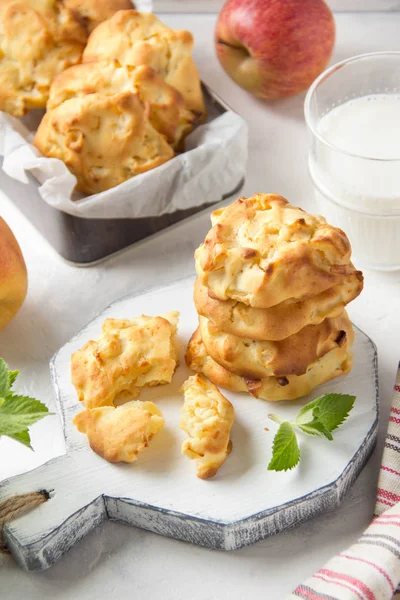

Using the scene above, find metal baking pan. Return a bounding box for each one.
[0,85,245,266]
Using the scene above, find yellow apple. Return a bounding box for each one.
[0,217,27,330]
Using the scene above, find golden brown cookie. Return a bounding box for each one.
[48,61,196,149]
[73,400,165,463]
[180,374,234,479]
[83,10,205,117]
[193,275,363,341]
[0,0,87,116]
[64,0,133,33]
[34,91,174,194]
[71,312,179,409]
[195,194,360,309]
[199,311,353,379]
[185,327,353,403]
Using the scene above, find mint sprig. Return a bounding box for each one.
[267,393,356,472]
[0,359,51,449]
[268,422,300,471]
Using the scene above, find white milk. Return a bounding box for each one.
[319,94,400,159]
[309,94,400,270]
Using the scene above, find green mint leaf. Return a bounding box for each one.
[298,421,334,441]
[9,369,19,388]
[295,393,356,432]
[0,361,51,450]
[0,394,50,436]
[7,429,32,449]
[268,422,300,472]
[269,392,357,472]
[311,393,356,432]
[0,358,11,397]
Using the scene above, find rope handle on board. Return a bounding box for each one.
[0,491,49,552]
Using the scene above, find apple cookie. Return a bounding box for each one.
[0,0,87,117]
[199,311,353,379]
[193,275,363,342]
[71,311,179,409]
[47,61,197,150]
[35,92,174,195]
[180,374,234,479]
[73,400,165,463]
[82,10,205,117]
[195,194,360,309]
[185,327,353,403]
[0,0,130,117]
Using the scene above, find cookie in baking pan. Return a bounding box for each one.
[0,1,136,116]
[34,91,175,194]
[180,374,234,479]
[73,400,165,463]
[193,275,363,342]
[185,327,354,403]
[0,0,87,116]
[195,194,360,309]
[199,311,353,379]
[83,10,205,117]
[48,61,197,149]
[71,312,179,409]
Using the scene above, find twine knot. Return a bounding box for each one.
[0,490,49,552]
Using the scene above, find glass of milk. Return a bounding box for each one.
[304,52,400,270]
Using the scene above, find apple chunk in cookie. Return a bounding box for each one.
[73,401,165,463]
[71,311,179,408]
[180,374,234,479]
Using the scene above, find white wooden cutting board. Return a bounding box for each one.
[0,276,379,571]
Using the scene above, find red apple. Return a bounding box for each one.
[0,217,27,331]
[215,0,335,100]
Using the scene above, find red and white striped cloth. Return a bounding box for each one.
[288,364,400,600]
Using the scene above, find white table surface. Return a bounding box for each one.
[1,11,400,600]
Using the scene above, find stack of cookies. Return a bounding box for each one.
[186,193,363,402]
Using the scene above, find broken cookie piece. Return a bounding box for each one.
[73,400,165,463]
[71,311,179,408]
[180,373,234,479]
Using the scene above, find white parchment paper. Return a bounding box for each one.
[0,104,248,219]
